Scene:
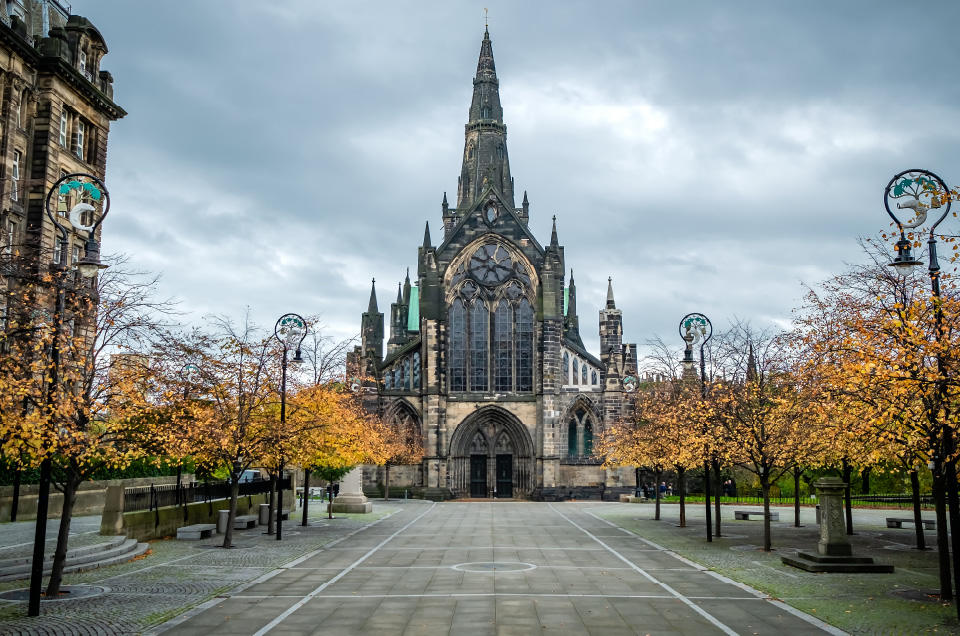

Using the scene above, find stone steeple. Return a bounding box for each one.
[457,28,514,209]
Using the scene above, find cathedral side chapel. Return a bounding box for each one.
[349,29,639,501]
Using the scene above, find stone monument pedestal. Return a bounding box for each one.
[782,476,893,573]
[329,467,372,514]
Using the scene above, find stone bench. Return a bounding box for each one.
[176,524,216,540]
[234,515,258,529]
[734,510,779,521]
[886,517,936,530]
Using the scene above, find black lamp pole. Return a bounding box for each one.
[680,313,713,543]
[28,173,109,616]
[274,313,306,541]
[884,169,959,615]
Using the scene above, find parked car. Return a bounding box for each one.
[239,470,262,483]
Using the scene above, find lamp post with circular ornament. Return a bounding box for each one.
[883,168,959,610]
[28,173,109,617]
[274,313,307,540]
[680,313,713,543]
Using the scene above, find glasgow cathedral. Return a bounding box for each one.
[351,29,639,501]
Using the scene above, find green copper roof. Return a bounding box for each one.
[563,287,568,316]
[407,286,419,331]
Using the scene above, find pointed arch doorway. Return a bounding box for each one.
[449,406,534,499]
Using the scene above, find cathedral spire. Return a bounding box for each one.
[367,278,378,314]
[550,215,558,247]
[606,277,616,309]
[423,221,432,248]
[403,268,411,306]
[457,29,514,209]
[396,282,403,305]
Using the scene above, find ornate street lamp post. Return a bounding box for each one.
[883,168,959,608]
[273,313,306,541]
[680,313,713,543]
[29,173,109,616]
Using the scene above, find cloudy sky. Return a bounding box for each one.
[79,0,960,356]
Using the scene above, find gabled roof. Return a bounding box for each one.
[380,336,422,369]
[563,336,604,370]
[437,184,545,262]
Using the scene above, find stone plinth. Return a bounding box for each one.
[330,467,372,514]
[782,477,893,573]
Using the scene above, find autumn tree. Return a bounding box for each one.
[1,255,177,595]
[794,245,960,599]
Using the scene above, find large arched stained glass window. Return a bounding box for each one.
[494,300,512,391]
[516,300,534,392]
[470,301,488,391]
[572,359,579,385]
[403,359,411,391]
[412,353,421,389]
[449,299,466,392]
[568,421,577,455]
[583,419,593,455]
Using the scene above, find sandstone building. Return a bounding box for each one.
[351,29,640,501]
[0,0,124,327]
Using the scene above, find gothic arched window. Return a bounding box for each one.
[449,299,467,392]
[482,104,491,118]
[568,407,594,456]
[567,421,577,455]
[573,359,579,385]
[583,418,594,455]
[412,352,421,389]
[403,358,411,391]
[494,300,512,391]
[591,370,598,385]
[582,364,588,385]
[470,301,488,392]
[448,243,535,394]
[384,369,393,391]
[562,352,569,381]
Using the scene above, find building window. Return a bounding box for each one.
[592,370,598,385]
[59,109,68,147]
[449,299,466,392]
[572,359,579,385]
[562,352,569,381]
[71,243,80,266]
[3,219,15,255]
[469,301,488,391]
[16,91,23,128]
[582,364,588,385]
[384,368,393,391]
[516,300,533,391]
[494,300,512,391]
[11,150,20,202]
[76,120,85,159]
[79,50,87,75]
[403,358,411,391]
[412,352,421,389]
[482,105,491,118]
[567,408,593,456]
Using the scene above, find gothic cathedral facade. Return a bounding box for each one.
[350,30,639,501]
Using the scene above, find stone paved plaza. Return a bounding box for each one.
[155,502,837,636]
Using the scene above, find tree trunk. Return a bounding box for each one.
[45,471,79,596]
[384,465,390,501]
[654,467,662,521]
[910,470,926,551]
[932,469,952,601]
[222,479,240,549]
[267,473,276,535]
[713,460,722,538]
[861,466,871,495]
[677,467,686,528]
[328,483,334,519]
[760,475,772,552]
[842,460,854,535]
[301,469,310,527]
[945,455,960,622]
[794,466,802,528]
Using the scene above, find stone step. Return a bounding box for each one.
[0,538,148,582]
[0,535,126,570]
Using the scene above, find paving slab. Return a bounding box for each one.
[156,501,838,635]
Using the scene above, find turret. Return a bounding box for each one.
[600,277,623,389]
[564,269,584,349]
[361,278,384,365]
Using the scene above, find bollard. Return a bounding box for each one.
[217,509,230,534]
[405,489,408,500]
